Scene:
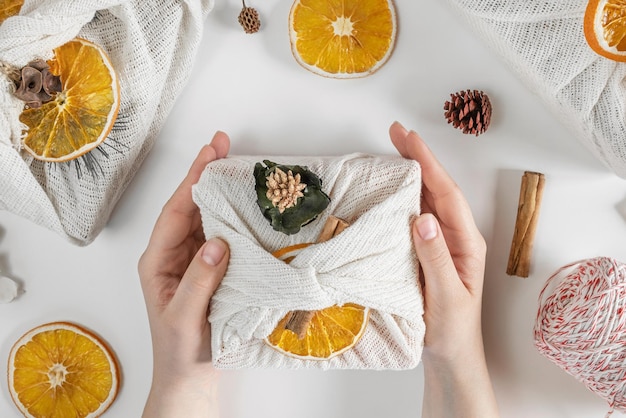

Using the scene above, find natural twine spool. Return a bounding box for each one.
[534,257,626,417]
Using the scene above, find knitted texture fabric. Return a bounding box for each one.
[192,154,425,370]
[534,257,626,415]
[444,0,626,178]
[0,0,213,245]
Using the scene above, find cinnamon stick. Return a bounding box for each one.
[284,215,349,338]
[284,311,316,339]
[506,171,546,278]
[316,215,349,243]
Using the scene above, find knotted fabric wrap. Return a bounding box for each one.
[0,0,214,245]
[534,257,626,415]
[192,154,425,369]
[444,0,626,178]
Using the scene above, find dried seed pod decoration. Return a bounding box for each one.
[12,59,62,108]
[265,167,307,214]
[254,160,331,235]
[238,0,261,34]
[444,89,492,136]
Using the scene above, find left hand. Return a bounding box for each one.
[138,131,230,417]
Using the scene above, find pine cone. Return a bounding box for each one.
[444,90,492,136]
[238,4,260,34]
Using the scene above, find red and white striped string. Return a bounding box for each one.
[534,257,626,417]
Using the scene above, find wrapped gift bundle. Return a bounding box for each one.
[0,0,213,245]
[445,0,626,178]
[193,154,425,370]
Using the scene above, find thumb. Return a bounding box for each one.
[169,238,230,323]
[412,214,461,300]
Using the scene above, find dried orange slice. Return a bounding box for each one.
[266,244,369,359]
[584,0,626,61]
[289,0,397,78]
[0,0,23,24]
[8,322,120,418]
[20,38,120,162]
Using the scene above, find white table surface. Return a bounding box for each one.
[2,1,626,417]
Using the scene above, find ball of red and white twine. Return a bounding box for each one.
[534,257,626,416]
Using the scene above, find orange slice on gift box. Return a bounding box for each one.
[20,38,120,162]
[584,0,626,61]
[288,0,397,78]
[8,322,120,418]
[0,0,23,24]
[266,243,370,360]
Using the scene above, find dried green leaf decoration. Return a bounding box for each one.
[254,160,331,235]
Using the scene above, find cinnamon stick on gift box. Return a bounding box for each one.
[506,171,546,278]
[283,215,349,338]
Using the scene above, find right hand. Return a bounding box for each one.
[390,121,498,418]
[390,121,487,363]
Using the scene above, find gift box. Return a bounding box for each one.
[0,0,213,245]
[192,154,425,370]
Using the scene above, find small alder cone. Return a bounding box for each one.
[238,1,261,34]
[266,167,306,213]
[444,89,492,136]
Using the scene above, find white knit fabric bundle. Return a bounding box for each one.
[445,0,626,178]
[0,0,213,245]
[192,154,425,370]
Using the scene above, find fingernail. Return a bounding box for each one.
[416,215,438,241]
[392,121,408,135]
[210,130,225,143]
[202,238,227,266]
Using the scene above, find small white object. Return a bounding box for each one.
[0,275,18,303]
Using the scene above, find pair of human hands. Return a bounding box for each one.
[138,123,496,417]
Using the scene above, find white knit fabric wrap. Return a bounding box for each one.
[192,154,425,370]
[0,0,213,245]
[444,0,626,178]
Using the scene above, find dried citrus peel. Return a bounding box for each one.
[0,0,23,24]
[267,303,370,360]
[288,0,397,78]
[8,321,120,417]
[19,38,120,162]
[584,0,626,61]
